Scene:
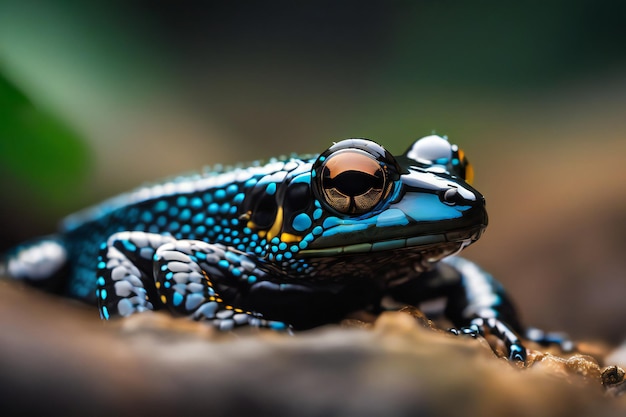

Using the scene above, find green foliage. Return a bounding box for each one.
[0,71,90,202]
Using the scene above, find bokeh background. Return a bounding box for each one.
[1,1,625,343]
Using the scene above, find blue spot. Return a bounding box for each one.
[161,264,168,271]
[230,218,239,226]
[375,209,409,227]
[299,240,309,250]
[245,178,257,188]
[452,158,459,166]
[237,244,246,251]
[278,242,287,251]
[205,217,215,226]
[215,189,226,200]
[276,254,283,261]
[313,208,323,220]
[266,183,277,195]
[101,306,110,320]
[270,322,287,331]
[231,268,241,277]
[168,222,180,232]
[157,216,167,227]
[173,292,183,306]
[312,226,323,236]
[164,281,171,288]
[195,225,207,234]
[179,208,191,221]
[225,251,240,264]
[123,240,137,252]
[247,275,257,284]
[190,197,203,209]
[97,277,105,286]
[435,157,449,165]
[168,206,179,217]
[284,252,292,259]
[166,272,174,280]
[100,289,108,300]
[322,223,368,237]
[208,203,219,214]
[141,211,154,223]
[177,196,188,206]
[226,184,238,195]
[195,252,207,260]
[271,245,278,253]
[218,259,229,269]
[220,203,230,214]
[233,193,245,204]
[99,242,107,250]
[97,261,106,270]
[323,217,341,228]
[270,237,280,244]
[203,193,213,203]
[292,213,312,231]
[290,245,299,253]
[192,213,205,224]
[181,224,191,234]
[154,200,168,212]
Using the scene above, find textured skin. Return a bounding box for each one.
[1,135,562,362]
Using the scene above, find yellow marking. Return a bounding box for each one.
[465,161,474,185]
[247,220,257,230]
[258,230,267,238]
[155,281,161,289]
[266,206,283,241]
[225,305,233,310]
[234,308,243,313]
[280,232,302,243]
[160,295,167,304]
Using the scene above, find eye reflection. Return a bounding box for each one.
[320,150,388,214]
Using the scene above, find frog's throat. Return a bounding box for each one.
[296,226,482,258]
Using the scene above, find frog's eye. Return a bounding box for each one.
[313,139,398,215]
[405,135,474,184]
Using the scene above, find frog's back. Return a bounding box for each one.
[21,156,315,300]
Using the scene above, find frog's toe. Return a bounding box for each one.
[525,327,575,352]
[448,323,482,338]
[450,317,527,364]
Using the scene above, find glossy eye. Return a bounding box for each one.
[313,139,398,215]
[405,135,474,184]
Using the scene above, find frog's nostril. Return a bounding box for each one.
[442,187,472,206]
[442,188,459,205]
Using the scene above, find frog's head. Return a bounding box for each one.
[293,135,487,266]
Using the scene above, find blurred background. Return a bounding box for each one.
[0,1,625,343]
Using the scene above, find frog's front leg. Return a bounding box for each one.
[441,256,528,362]
[390,256,527,362]
[152,240,289,331]
[97,231,176,319]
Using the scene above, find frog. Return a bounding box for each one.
[0,135,565,363]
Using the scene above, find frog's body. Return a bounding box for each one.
[1,136,546,361]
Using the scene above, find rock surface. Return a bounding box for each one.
[0,281,624,417]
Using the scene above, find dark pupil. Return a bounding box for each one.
[325,169,383,196]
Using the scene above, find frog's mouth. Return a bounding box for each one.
[297,224,484,258]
